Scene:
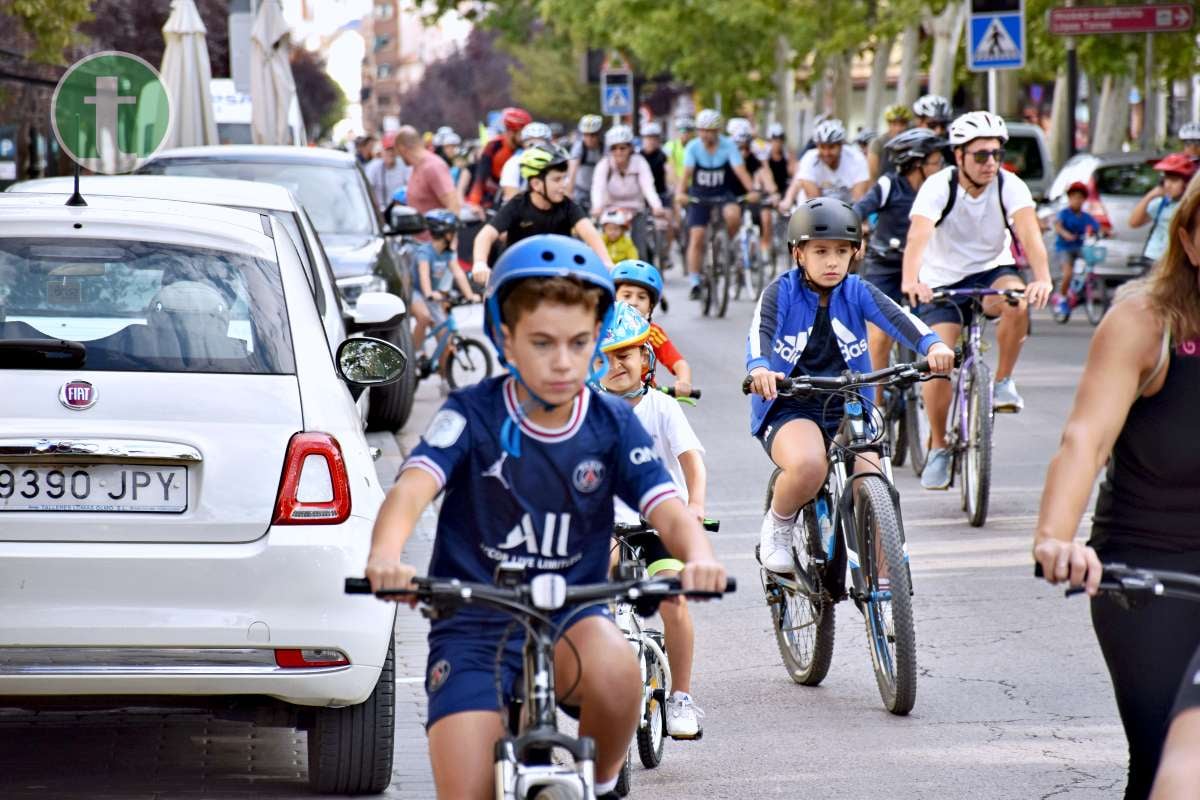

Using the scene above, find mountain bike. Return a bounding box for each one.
[731,199,770,302]
[742,357,944,715]
[1052,239,1108,326]
[686,197,735,319]
[414,295,494,389]
[611,518,720,770]
[926,288,1023,528]
[345,568,734,800]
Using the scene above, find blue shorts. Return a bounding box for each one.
[861,258,904,305]
[916,264,1022,328]
[686,195,735,228]
[424,605,612,729]
[757,399,844,458]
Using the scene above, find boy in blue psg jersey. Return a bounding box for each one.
[366,234,726,800]
[746,199,954,575]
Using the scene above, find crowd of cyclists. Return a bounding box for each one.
[357,95,1200,799]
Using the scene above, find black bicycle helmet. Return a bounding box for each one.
[786,198,862,246]
[885,128,947,171]
[423,208,460,236]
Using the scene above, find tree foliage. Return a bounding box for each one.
[500,27,597,125]
[395,29,514,134]
[1,0,92,63]
[291,47,346,140]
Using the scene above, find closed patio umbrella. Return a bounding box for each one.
[250,0,296,145]
[160,0,218,148]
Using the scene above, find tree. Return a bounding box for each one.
[395,29,514,134]
[500,27,597,125]
[291,47,346,140]
[80,0,229,78]
[0,0,92,64]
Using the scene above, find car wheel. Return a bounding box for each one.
[366,321,417,432]
[307,637,395,795]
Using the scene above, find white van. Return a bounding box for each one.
[210,78,307,146]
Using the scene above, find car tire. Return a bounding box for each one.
[366,321,417,432]
[307,637,395,795]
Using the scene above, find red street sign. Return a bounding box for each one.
[1048,4,1193,35]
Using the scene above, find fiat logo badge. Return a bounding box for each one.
[59,380,97,410]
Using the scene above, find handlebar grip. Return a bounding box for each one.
[663,387,702,399]
[725,577,737,593]
[1034,563,1044,578]
[703,519,720,532]
[740,375,753,395]
[345,577,372,594]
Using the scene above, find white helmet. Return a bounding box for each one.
[578,114,603,134]
[726,117,752,137]
[674,114,696,132]
[912,94,953,123]
[695,109,723,131]
[948,111,1009,146]
[440,131,462,147]
[605,124,635,149]
[599,208,629,227]
[767,122,786,139]
[1179,121,1200,142]
[520,122,552,145]
[433,125,455,145]
[642,120,663,137]
[812,119,846,144]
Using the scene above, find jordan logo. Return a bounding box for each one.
[482,452,511,490]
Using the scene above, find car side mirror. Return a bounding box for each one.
[336,336,408,400]
[386,204,427,236]
[345,291,406,333]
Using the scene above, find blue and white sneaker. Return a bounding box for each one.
[921,448,952,490]
[993,377,1024,413]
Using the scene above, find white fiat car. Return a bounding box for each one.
[0,192,406,794]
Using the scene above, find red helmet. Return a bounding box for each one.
[501,107,532,132]
[1066,181,1089,196]
[1153,152,1198,178]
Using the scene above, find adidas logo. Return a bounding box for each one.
[773,332,809,364]
[831,318,869,361]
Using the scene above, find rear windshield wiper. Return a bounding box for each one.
[0,339,87,369]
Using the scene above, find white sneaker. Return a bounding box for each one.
[993,377,1024,413]
[758,512,795,574]
[665,693,704,739]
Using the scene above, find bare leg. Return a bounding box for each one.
[428,711,506,800]
[982,275,1028,382]
[652,568,693,694]
[768,419,829,518]
[722,202,741,237]
[923,322,961,449]
[686,225,705,278]
[1151,708,1200,799]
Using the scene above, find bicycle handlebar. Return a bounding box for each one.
[613,518,721,535]
[344,574,737,607]
[659,386,702,400]
[741,357,940,396]
[929,288,1025,304]
[1034,562,1200,602]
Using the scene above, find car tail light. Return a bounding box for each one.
[1086,176,1113,232]
[273,432,351,525]
[275,648,350,668]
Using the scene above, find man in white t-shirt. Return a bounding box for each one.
[782,119,870,207]
[901,111,1053,491]
[600,303,708,741]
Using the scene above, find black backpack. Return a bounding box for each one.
[934,166,1017,245]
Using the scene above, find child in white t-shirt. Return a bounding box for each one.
[598,302,708,741]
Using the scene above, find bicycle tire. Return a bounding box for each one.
[749,238,765,300]
[732,239,746,302]
[445,337,495,390]
[763,469,835,686]
[1084,276,1105,325]
[887,346,909,468]
[855,478,917,715]
[636,643,667,768]
[614,749,632,796]
[712,230,732,318]
[960,360,993,527]
[701,233,715,317]
[905,382,931,477]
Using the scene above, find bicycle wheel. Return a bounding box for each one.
[711,230,732,318]
[701,233,715,317]
[855,478,917,715]
[905,382,931,477]
[614,749,632,797]
[445,337,494,390]
[763,469,835,686]
[732,239,746,302]
[1084,275,1106,325]
[748,238,765,300]
[960,360,993,527]
[887,346,909,468]
[636,637,667,768]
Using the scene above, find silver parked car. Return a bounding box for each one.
[1002,122,1054,202]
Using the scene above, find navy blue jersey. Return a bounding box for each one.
[403,377,679,621]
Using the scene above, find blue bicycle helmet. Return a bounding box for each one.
[611,259,663,306]
[485,235,616,456]
[599,301,651,353]
[423,208,459,236]
[390,186,407,205]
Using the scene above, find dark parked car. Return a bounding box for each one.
[139,145,419,430]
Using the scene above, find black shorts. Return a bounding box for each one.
[861,257,904,305]
[757,400,844,458]
[916,264,1022,328]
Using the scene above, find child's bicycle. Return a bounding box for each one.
[610,518,720,771]
[345,566,735,800]
[741,356,944,715]
[1052,238,1108,326]
[414,295,494,389]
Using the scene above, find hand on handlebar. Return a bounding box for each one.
[925,342,956,374]
[365,555,419,606]
[1024,279,1053,309]
[747,366,786,401]
[1033,538,1103,597]
[681,556,727,598]
[745,191,762,204]
[471,261,492,286]
[903,279,933,306]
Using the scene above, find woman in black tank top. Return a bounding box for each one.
[1034,178,1200,799]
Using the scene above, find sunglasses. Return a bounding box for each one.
[967,148,1005,165]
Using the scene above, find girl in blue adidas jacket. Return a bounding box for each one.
[745,198,955,574]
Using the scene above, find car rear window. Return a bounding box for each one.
[1003,135,1045,181]
[1096,163,1158,196]
[0,238,295,374]
[140,160,375,237]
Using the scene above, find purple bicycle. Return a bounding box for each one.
[927,287,1025,528]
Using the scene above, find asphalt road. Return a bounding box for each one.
[0,275,1127,799]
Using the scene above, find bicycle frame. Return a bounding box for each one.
[425,311,460,365]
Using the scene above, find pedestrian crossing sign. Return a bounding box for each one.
[601,73,633,116]
[967,1,1025,71]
